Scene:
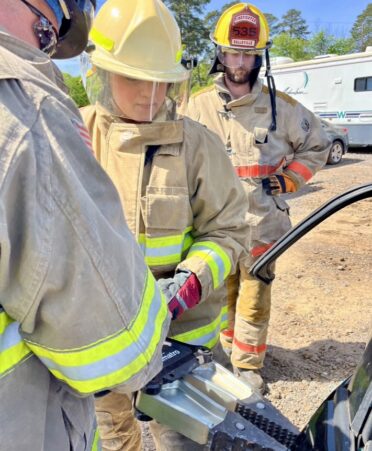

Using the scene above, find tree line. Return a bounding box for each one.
[64,2,371,105]
[167,1,371,92]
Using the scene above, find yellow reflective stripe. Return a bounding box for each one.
[144,253,181,266]
[0,311,32,377]
[0,341,32,377]
[139,227,194,267]
[172,308,225,349]
[204,334,220,350]
[25,270,169,394]
[221,305,228,331]
[138,227,192,248]
[176,44,185,63]
[91,427,101,451]
[0,312,13,334]
[90,27,114,52]
[182,232,194,251]
[25,270,157,365]
[187,241,232,289]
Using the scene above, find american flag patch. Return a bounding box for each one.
[71,117,93,153]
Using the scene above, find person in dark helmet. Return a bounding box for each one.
[187,2,330,394]
[0,1,171,449]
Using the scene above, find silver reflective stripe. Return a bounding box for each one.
[38,287,164,381]
[190,244,226,285]
[0,321,22,352]
[174,293,189,312]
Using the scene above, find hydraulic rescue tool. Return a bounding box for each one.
[135,338,299,450]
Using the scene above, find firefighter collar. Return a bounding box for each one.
[214,73,263,108]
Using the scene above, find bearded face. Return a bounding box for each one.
[225,66,252,84]
[218,50,259,85]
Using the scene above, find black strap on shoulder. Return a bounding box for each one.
[145,145,160,166]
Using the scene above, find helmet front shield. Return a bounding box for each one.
[83,60,190,123]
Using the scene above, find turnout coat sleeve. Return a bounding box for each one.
[177,119,250,301]
[0,60,170,396]
[281,98,330,189]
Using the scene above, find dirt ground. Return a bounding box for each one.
[142,148,372,448]
[262,148,372,428]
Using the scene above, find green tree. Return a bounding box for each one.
[63,73,89,107]
[328,37,355,55]
[308,31,330,56]
[277,9,310,39]
[204,1,237,34]
[190,62,214,93]
[264,13,280,38]
[351,3,372,52]
[164,0,211,57]
[307,31,355,57]
[271,32,309,61]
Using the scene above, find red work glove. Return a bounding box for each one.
[158,270,201,320]
[262,173,297,196]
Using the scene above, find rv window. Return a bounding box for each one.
[354,76,372,92]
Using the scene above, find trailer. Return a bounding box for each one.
[266,49,372,147]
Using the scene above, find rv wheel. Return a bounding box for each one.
[327,140,344,165]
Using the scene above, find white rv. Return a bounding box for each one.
[266,49,372,147]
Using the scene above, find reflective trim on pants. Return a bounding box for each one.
[223,262,273,369]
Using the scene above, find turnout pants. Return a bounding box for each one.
[95,391,142,451]
[220,259,273,370]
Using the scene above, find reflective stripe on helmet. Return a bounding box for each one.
[90,27,115,52]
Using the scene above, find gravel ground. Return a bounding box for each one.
[142,148,372,449]
[263,148,372,428]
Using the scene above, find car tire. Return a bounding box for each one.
[327,140,344,165]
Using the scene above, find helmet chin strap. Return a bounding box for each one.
[19,0,58,56]
[264,42,277,131]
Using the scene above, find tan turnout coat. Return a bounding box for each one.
[187,75,330,259]
[81,104,249,347]
[0,31,170,451]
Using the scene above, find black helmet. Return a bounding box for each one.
[54,0,96,59]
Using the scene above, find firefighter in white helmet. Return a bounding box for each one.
[80,0,250,449]
[187,3,330,393]
[0,1,174,450]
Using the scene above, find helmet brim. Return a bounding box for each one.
[53,0,94,59]
[91,51,190,83]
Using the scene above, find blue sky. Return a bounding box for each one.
[57,0,370,75]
